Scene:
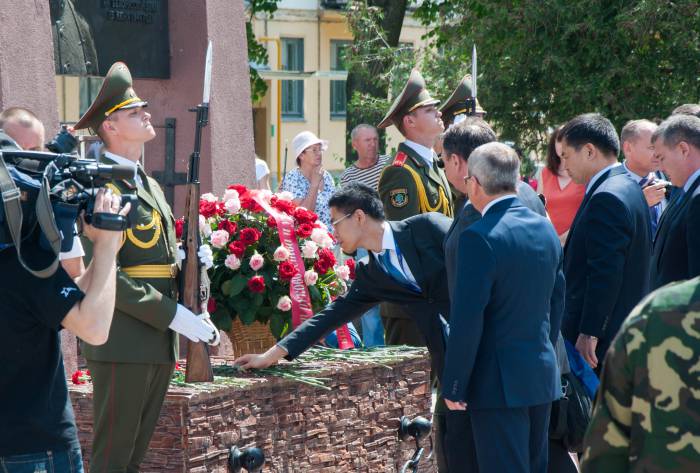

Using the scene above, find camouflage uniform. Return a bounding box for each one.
[580,277,700,472]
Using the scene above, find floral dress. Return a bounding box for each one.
[279,168,335,229]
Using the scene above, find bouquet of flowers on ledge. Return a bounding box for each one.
[187,184,355,340]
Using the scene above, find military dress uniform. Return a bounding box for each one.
[74,63,181,473]
[581,277,700,473]
[377,69,453,346]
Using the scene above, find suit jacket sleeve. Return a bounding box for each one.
[687,194,700,278]
[579,194,633,337]
[82,237,177,331]
[441,229,496,402]
[550,250,566,346]
[378,166,420,220]
[277,265,379,359]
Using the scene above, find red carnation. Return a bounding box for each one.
[240,195,263,212]
[278,260,297,280]
[207,297,217,313]
[218,219,237,235]
[71,370,85,385]
[175,217,184,239]
[346,258,356,280]
[266,216,277,228]
[296,222,314,238]
[294,207,318,224]
[247,275,265,293]
[273,198,297,215]
[239,227,261,246]
[314,248,336,274]
[228,241,246,257]
[199,200,219,219]
[228,184,249,197]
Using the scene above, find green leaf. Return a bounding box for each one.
[220,279,233,296]
[239,306,257,325]
[210,306,232,332]
[269,312,289,340]
[229,274,248,297]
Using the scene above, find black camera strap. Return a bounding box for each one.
[0,153,61,278]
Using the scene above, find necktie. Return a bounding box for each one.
[136,165,149,190]
[378,250,420,292]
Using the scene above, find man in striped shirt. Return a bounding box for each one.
[340,124,390,190]
[339,124,390,347]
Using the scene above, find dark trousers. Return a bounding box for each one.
[434,409,479,473]
[470,403,551,473]
[87,361,174,473]
[380,309,425,346]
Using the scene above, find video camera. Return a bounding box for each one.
[0,127,138,277]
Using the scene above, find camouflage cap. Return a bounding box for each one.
[440,75,486,126]
[73,62,148,133]
[377,69,440,130]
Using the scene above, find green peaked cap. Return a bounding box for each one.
[377,69,440,130]
[440,75,486,126]
[73,62,148,133]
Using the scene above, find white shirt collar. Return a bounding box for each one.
[481,194,517,216]
[103,151,138,178]
[622,161,649,183]
[404,140,435,165]
[684,167,700,192]
[371,221,396,257]
[586,162,621,194]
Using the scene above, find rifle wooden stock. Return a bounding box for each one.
[182,181,214,382]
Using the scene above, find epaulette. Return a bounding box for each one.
[392,151,408,167]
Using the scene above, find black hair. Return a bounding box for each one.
[328,182,385,221]
[545,125,563,174]
[558,113,620,158]
[442,117,497,162]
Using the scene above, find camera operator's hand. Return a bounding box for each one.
[170,304,218,344]
[81,188,131,248]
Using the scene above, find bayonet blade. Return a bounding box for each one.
[203,41,213,104]
[471,44,477,100]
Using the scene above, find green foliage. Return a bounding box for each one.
[246,0,282,103]
[413,0,700,154]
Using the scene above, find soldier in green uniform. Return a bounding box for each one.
[376,69,453,346]
[74,62,218,473]
[580,277,700,472]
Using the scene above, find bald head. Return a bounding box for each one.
[0,107,45,151]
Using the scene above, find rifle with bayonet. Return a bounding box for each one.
[467,44,478,116]
[182,41,214,382]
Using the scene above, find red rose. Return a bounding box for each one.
[273,198,296,215]
[175,217,184,239]
[294,207,318,224]
[266,216,277,228]
[228,241,246,257]
[295,222,314,238]
[346,258,356,280]
[86,369,91,377]
[199,200,218,218]
[207,297,217,313]
[218,219,237,235]
[314,248,336,275]
[247,275,265,293]
[228,184,249,197]
[278,260,297,280]
[71,370,85,385]
[239,228,261,246]
[240,195,263,212]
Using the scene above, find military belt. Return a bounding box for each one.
[122,263,178,279]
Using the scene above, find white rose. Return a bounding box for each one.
[210,230,230,249]
[301,240,318,259]
[310,228,327,245]
[249,252,265,271]
[224,197,241,214]
[223,189,239,202]
[277,191,295,201]
[335,264,350,281]
[276,295,292,311]
[199,215,212,237]
[319,234,335,249]
[201,192,218,202]
[273,246,290,262]
[304,269,319,286]
[224,254,241,270]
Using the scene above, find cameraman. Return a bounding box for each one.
[0,188,129,472]
[0,107,85,278]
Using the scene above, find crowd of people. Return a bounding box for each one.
[2,56,700,473]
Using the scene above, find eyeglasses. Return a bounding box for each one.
[330,212,353,228]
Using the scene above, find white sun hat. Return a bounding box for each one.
[292,131,329,159]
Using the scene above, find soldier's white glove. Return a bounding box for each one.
[170,304,218,344]
[197,244,214,269]
[176,244,186,270]
[198,311,221,346]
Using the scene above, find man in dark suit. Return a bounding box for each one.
[442,142,564,473]
[649,114,700,289]
[558,113,651,370]
[234,183,458,471]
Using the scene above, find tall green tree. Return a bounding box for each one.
[246,0,282,103]
[414,0,700,152]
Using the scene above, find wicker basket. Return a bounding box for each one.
[226,317,277,358]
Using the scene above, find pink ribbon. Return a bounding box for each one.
[253,193,354,349]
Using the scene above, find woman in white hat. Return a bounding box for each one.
[279,131,336,228]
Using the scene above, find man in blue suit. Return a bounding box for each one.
[558,113,651,370]
[650,113,700,289]
[442,142,564,473]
